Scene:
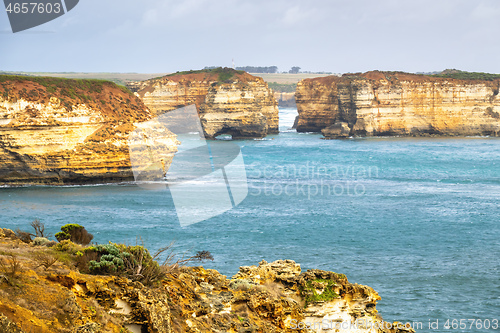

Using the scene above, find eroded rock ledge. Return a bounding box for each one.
[295,71,500,139]
[127,68,279,139]
[0,230,414,333]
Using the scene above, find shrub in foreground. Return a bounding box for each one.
[55,224,93,245]
[74,241,213,286]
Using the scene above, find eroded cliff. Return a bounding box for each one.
[127,68,279,139]
[0,75,168,185]
[0,231,415,333]
[296,71,500,138]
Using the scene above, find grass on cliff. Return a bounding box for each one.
[267,82,297,93]
[8,221,213,287]
[432,69,500,81]
[165,67,245,82]
[299,278,340,307]
[0,74,134,99]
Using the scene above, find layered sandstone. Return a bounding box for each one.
[0,231,414,333]
[0,75,171,185]
[127,68,279,139]
[296,71,500,138]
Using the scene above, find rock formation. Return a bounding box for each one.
[296,71,500,138]
[127,68,279,139]
[0,229,415,333]
[275,92,296,108]
[0,75,176,185]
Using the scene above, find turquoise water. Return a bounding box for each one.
[1,109,499,332]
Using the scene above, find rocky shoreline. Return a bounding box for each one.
[3,69,499,184]
[0,227,415,333]
[0,70,278,185]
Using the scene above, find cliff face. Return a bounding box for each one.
[0,231,415,333]
[296,71,500,138]
[0,76,158,185]
[127,68,279,139]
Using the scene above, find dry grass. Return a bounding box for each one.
[121,239,214,285]
[154,241,214,275]
[34,252,58,271]
[0,253,22,284]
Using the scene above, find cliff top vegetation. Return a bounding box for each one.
[0,74,149,122]
[431,69,500,81]
[165,67,246,83]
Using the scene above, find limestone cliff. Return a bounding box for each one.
[0,229,415,333]
[296,71,500,138]
[127,68,279,139]
[0,75,165,185]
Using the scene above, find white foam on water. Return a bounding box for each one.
[279,107,298,131]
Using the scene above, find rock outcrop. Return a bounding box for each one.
[296,71,500,138]
[321,122,351,139]
[0,231,415,333]
[275,92,296,108]
[127,68,279,139]
[0,75,171,185]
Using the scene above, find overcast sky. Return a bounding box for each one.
[1,0,500,74]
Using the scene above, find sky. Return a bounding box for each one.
[1,0,500,74]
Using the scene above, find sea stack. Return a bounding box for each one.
[127,68,279,139]
[296,71,500,138]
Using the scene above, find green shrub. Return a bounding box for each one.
[74,240,213,286]
[55,231,70,242]
[53,239,81,254]
[86,243,131,275]
[56,224,93,245]
[300,279,340,307]
[79,242,165,285]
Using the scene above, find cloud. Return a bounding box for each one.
[1,0,500,73]
[281,5,314,26]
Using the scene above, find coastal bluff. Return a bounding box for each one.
[0,75,161,185]
[0,230,415,333]
[126,68,279,139]
[295,71,500,138]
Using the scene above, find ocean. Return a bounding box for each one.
[1,108,499,332]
